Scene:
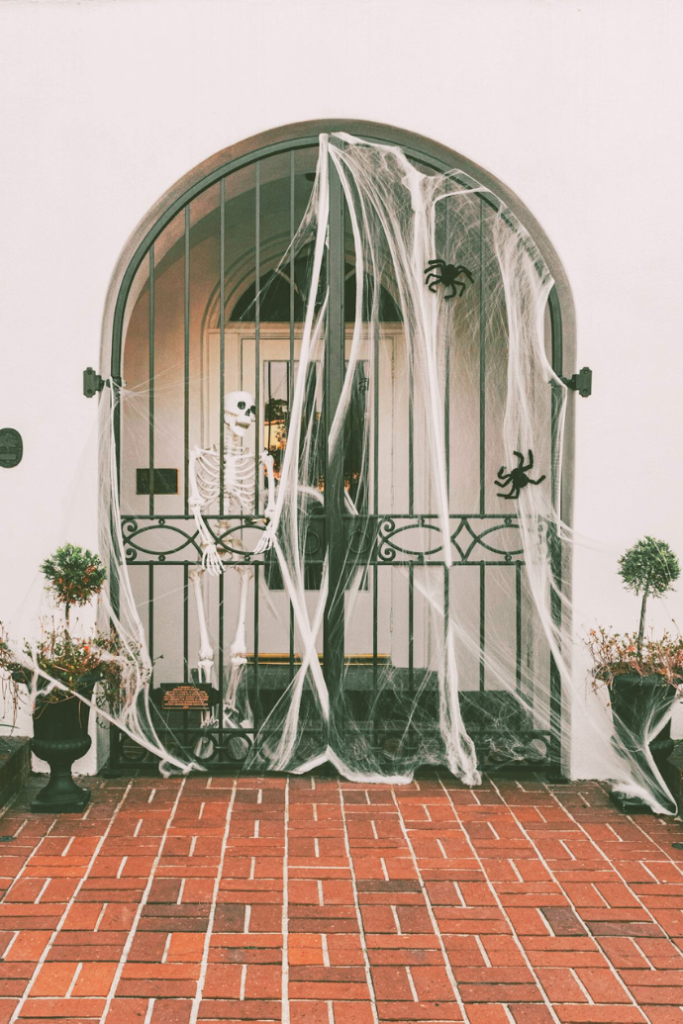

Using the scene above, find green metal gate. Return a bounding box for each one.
[105,128,568,773]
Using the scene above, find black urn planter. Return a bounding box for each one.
[609,673,679,815]
[29,677,97,814]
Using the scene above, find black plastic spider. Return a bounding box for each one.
[424,259,474,299]
[496,450,546,500]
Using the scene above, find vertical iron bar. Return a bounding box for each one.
[549,289,564,512]
[219,179,226,516]
[478,200,486,693]
[183,563,189,685]
[253,162,261,712]
[289,151,296,391]
[408,353,414,515]
[110,371,122,764]
[218,571,225,750]
[408,564,414,692]
[479,565,486,692]
[184,206,191,704]
[148,565,154,670]
[254,162,261,509]
[444,329,450,501]
[289,151,296,685]
[372,293,380,697]
[149,247,155,517]
[549,511,563,769]
[111,721,121,769]
[254,563,260,729]
[184,205,191,514]
[549,287,564,389]
[479,199,486,514]
[266,363,272,456]
[218,178,226,752]
[323,150,346,708]
[373,325,380,518]
[444,202,451,502]
[548,287,564,771]
[147,246,156,712]
[443,566,449,683]
[373,565,378,694]
[516,561,522,694]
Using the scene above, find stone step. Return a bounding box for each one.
[0,736,31,811]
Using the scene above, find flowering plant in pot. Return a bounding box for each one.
[0,544,123,813]
[586,536,682,814]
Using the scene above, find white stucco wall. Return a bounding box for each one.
[1,0,682,777]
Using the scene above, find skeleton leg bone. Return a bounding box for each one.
[230,566,251,667]
[189,567,215,685]
[189,566,218,760]
[223,563,254,750]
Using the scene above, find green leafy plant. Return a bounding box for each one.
[587,627,683,690]
[40,544,107,623]
[0,627,123,707]
[0,543,123,712]
[618,536,680,651]
[586,537,682,691]
[0,625,22,725]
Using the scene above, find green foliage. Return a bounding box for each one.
[617,536,680,647]
[40,544,106,617]
[0,543,122,710]
[586,626,683,689]
[618,536,680,598]
[0,625,124,707]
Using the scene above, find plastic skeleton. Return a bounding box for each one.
[188,391,276,735]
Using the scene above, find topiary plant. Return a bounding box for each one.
[40,544,107,623]
[618,536,680,652]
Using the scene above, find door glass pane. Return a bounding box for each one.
[262,358,368,591]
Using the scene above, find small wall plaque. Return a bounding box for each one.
[0,429,22,469]
[136,468,178,495]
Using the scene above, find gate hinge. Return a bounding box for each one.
[83,367,107,398]
[559,366,592,398]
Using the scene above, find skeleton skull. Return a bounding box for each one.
[224,391,256,438]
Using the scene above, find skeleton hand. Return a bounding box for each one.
[201,544,224,576]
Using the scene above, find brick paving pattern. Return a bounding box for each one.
[0,774,681,1023]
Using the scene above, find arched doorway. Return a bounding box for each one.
[102,121,575,775]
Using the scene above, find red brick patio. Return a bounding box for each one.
[0,774,682,1024]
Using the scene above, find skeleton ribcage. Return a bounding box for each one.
[193,446,257,516]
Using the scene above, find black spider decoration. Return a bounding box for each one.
[424,259,474,300]
[496,450,546,500]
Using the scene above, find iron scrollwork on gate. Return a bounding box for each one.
[121,512,524,568]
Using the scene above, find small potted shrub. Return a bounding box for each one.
[0,544,122,813]
[586,536,683,813]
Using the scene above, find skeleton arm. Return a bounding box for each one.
[253,449,277,553]
[188,446,224,576]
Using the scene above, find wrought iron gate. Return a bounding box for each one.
[106,128,567,773]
